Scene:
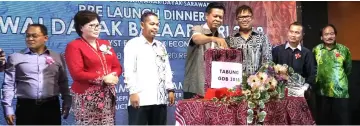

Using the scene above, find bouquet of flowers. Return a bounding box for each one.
[203,61,306,125]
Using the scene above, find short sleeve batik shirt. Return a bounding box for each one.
[313,43,352,98]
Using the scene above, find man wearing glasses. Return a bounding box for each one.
[226,5,272,76]
[1,24,71,125]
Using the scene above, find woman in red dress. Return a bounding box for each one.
[64,10,122,125]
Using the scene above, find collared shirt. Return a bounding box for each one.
[285,42,302,51]
[226,29,273,75]
[183,23,224,96]
[124,35,174,106]
[1,48,71,116]
[313,43,352,98]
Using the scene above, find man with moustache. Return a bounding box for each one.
[1,24,71,125]
[226,5,272,76]
[313,24,352,125]
[124,11,175,125]
[183,2,228,99]
[272,22,317,121]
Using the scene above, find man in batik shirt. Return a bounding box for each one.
[313,24,352,125]
[226,5,272,76]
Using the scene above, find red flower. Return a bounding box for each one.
[228,89,243,97]
[235,89,242,96]
[295,53,301,59]
[204,88,243,100]
[204,88,230,100]
[215,88,229,99]
[204,88,217,100]
[336,53,340,57]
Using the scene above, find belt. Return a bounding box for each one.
[17,96,59,105]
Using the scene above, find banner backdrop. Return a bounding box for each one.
[0,1,296,125]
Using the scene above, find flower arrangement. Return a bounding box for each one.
[99,44,112,55]
[295,53,301,59]
[204,61,303,125]
[154,44,168,60]
[45,56,55,65]
[334,50,341,58]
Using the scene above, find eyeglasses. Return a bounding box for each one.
[237,15,253,21]
[88,24,102,29]
[25,34,46,39]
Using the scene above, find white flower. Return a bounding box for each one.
[99,44,107,51]
[156,46,166,56]
[259,85,266,91]
[257,72,268,84]
[99,44,112,55]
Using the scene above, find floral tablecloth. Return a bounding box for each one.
[175,97,315,125]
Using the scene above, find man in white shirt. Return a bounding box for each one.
[124,11,175,125]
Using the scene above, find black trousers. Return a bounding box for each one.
[15,96,61,125]
[304,89,317,123]
[317,96,350,125]
[128,105,167,125]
